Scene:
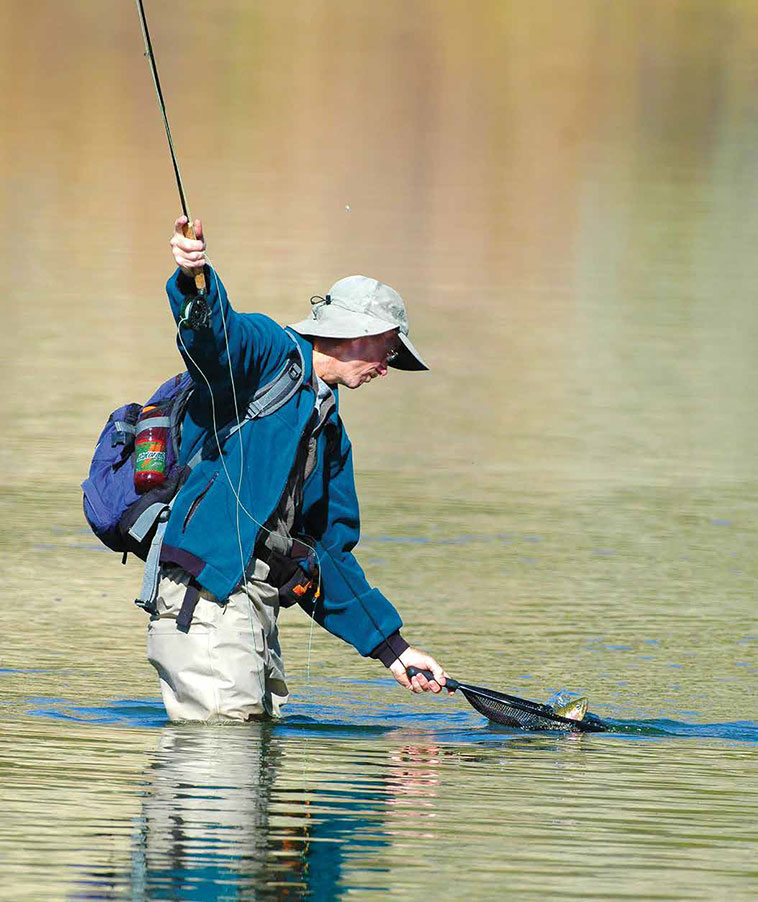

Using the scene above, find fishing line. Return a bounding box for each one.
[185,250,324,682]
[177,261,324,658]
[199,257,325,581]
[135,0,191,221]
[134,0,321,670]
[136,0,395,688]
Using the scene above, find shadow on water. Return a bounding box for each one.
[26,696,758,743]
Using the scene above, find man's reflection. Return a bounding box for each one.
[129,726,443,901]
[132,724,303,900]
[385,742,442,839]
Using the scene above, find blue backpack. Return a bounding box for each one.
[82,340,306,580]
[82,372,194,562]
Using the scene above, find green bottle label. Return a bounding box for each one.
[135,442,166,474]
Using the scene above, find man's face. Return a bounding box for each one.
[322,329,401,389]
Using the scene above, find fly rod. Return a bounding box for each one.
[134,0,207,304]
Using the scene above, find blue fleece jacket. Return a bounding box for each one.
[159,267,403,657]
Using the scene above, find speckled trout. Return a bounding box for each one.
[552,696,589,722]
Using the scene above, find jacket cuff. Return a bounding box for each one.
[369,631,409,668]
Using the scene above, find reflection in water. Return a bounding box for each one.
[133,727,288,901]
[386,743,441,838]
[130,726,338,900]
[74,726,443,901]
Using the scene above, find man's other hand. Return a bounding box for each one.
[389,646,450,694]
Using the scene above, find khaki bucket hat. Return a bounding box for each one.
[288,275,428,371]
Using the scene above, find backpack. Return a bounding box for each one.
[82,371,194,562]
[81,340,306,611]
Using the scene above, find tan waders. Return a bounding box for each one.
[146,560,288,722]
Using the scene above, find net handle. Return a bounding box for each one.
[406,667,460,692]
[408,667,559,718]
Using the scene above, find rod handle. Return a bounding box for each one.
[182,219,207,294]
[406,667,458,692]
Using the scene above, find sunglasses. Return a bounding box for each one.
[384,335,402,365]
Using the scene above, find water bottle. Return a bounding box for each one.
[134,404,168,493]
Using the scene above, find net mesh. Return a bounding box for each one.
[457,684,605,731]
[460,688,561,730]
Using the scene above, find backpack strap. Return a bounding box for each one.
[228,342,305,431]
[111,420,136,448]
[134,338,307,624]
[304,386,336,483]
[133,500,175,614]
[186,340,305,469]
[128,501,170,544]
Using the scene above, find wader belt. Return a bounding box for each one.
[134,342,306,623]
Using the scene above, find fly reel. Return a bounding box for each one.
[179,292,211,330]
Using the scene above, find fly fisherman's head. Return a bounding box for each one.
[289,276,428,389]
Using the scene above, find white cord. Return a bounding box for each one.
[177,259,322,679]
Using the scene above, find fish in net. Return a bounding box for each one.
[406,668,608,732]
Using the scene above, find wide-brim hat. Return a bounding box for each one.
[288,275,428,371]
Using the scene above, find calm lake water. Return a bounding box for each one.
[2,1,758,899]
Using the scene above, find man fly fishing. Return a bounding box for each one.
[107,1,605,731]
[144,216,448,721]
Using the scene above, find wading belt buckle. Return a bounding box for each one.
[134,596,159,616]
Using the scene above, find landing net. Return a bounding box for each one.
[459,684,605,732]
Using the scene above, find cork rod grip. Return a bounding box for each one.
[182,220,207,293]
